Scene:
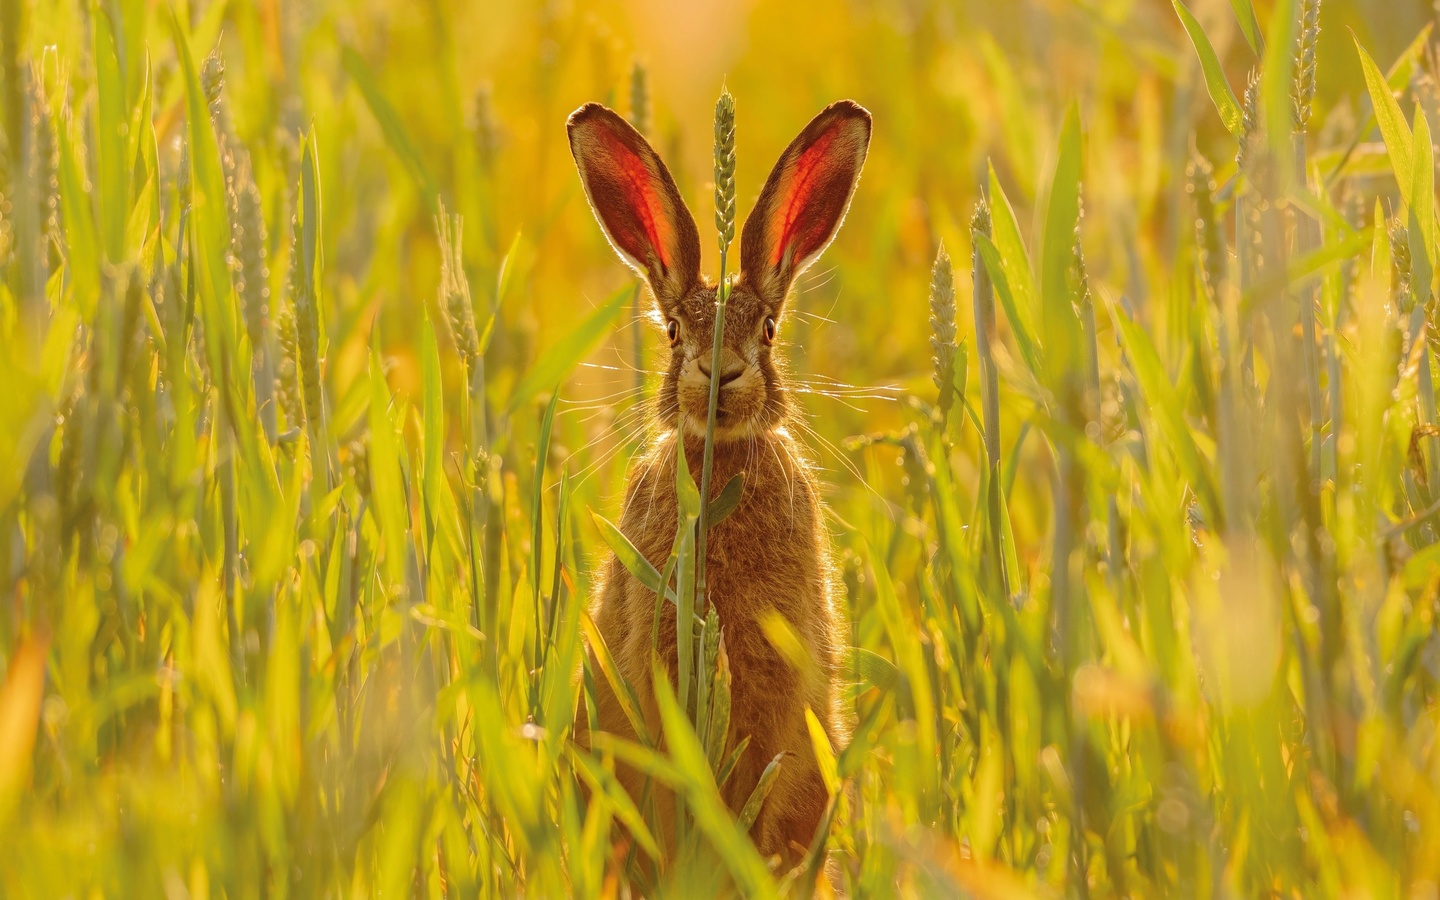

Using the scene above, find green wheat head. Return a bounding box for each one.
[928,243,957,421]
[713,87,736,256]
[629,60,650,136]
[1292,0,1322,131]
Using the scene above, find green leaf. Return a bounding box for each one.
[845,647,899,693]
[673,435,698,716]
[508,284,630,413]
[652,666,777,897]
[706,472,745,526]
[1258,0,1296,167]
[1229,0,1264,56]
[804,707,839,796]
[735,752,784,831]
[590,511,693,612]
[986,164,1039,341]
[569,750,662,861]
[531,390,558,608]
[1111,307,1220,523]
[368,337,409,589]
[55,106,100,317]
[1173,0,1245,137]
[93,1,129,262]
[1039,105,1084,390]
[1355,34,1415,207]
[975,234,1041,375]
[579,613,651,743]
[1239,229,1375,313]
[1411,109,1437,275]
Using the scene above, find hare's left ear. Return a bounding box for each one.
[740,100,871,305]
[568,103,701,311]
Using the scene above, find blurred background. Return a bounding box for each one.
[227,0,1435,529]
[8,0,1440,894]
[147,0,1437,487]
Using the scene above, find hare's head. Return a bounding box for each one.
[568,99,871,442]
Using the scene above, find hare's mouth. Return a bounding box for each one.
[676,381,769,439]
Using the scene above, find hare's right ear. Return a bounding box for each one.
[568,103,701,310]
[740,101,871,305]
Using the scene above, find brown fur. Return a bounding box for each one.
[567,100,871,869]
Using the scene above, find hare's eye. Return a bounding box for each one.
[666,319,680,346]
[762,316,777,344]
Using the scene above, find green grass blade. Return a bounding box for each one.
[1229,0,1265,55]
[1173,1,1245,137]
[845,647,899,693]
[579,612,651,744]
[1111,305,1220,521]
[368,337,409,589]
[1355,34,1415,207]
[975,233,1042,374]
[570,749,662,861]
[652,666,777,898]
[1039,105,1084,390]
[93,2,129,261]
[1411,109,1437,273]
[986,164,1039,337]
[590,510,681,609]
[735,753,784,832]
[706,473,745,527]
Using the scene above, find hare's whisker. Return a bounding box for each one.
[571,423,648,491]
[788,415,880,504]
[795,372,902,389]
[795,263,839,294]
[789,309,839,325]
[566,406,649,460]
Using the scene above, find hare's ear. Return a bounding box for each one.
[568,103,701,309]
[740,100,871,305]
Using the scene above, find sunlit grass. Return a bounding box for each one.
[3,0,1440,896]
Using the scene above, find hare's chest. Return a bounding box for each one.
[618,436,828,614]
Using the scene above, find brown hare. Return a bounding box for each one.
[567,98,871,869]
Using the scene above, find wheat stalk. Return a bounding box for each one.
[929,242,957,428]
[693,84,736,717]
[1292,0,1321,132]
[629,61,650,399]
[629,60,650,137]
[436,200,480,369]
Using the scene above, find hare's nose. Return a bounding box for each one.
[698,359,745,386]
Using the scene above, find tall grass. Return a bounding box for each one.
[3,0,1440,896]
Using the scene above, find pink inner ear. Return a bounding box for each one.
[592,126,673,270]
[769,129,839,267]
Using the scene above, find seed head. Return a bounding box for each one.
[436,200,480,367]
[1238,67,1262,171]
[290,210,324,430]
[233,160,269,347]
[1292,0,1322,131]
[27,69,59,253]
[1187,153,1223,300]
[929,243,957,419]
[713,86,737,255]
[276,291,304,429]
[1391,219,1414,313]
[629,60,650,136]
[201,52,225,119]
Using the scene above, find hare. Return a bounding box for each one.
[567,98,871,869]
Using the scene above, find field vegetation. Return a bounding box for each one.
[3,0,1440,896]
